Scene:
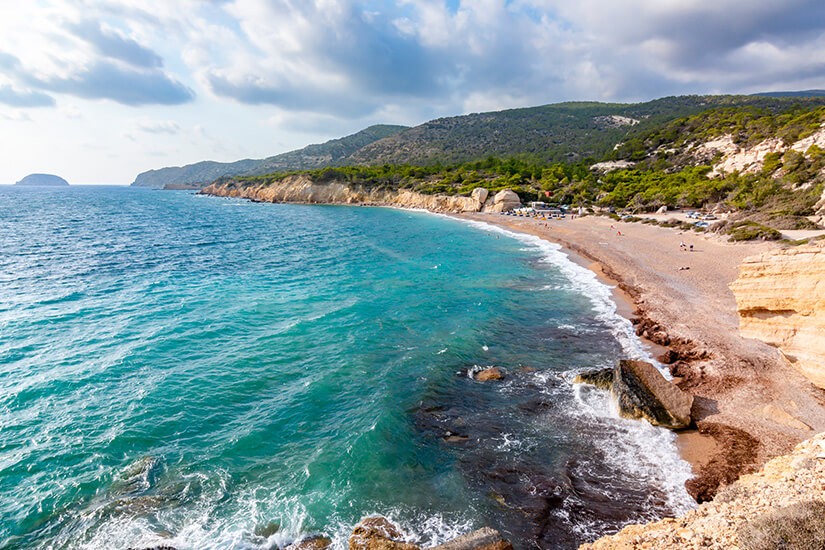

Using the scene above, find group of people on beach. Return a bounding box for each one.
[679,241,694,252]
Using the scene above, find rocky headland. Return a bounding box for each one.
[200,175,522,213]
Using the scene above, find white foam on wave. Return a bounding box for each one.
[571,384,696,517]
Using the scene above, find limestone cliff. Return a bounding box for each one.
[580,432,825,549]
[730,242,825,388]
[200,176,521,213]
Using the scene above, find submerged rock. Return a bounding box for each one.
[612,360,693,429]
[430,527,513,550]
[349,516,418,550]
[286,535,332,550]
[474,367,505,382]
[253,520,281,538]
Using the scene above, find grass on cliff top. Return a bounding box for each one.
[738,500,825,550]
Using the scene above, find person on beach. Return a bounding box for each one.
[680,241,686,251]
[689,244,694,252]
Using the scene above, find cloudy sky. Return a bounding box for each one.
[2,0,824,184]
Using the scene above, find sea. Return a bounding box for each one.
[0,186,695,550]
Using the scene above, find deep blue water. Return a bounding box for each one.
[0,186,693,549]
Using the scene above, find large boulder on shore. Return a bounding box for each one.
[573,368,613,390]
[485,190,521,212]
[471,187,489,206]
[612,360,693,429]
[575,360,693,429]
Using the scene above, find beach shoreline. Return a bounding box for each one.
[455,211,825,500]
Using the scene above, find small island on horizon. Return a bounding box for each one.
[16,173,70,187]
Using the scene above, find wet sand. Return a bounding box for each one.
[457,212,825,497]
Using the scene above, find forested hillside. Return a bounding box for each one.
[220,97,825,239]
[134,95,825,189]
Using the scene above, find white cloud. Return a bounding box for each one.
[2,0,825,185]
[136,119,181,134]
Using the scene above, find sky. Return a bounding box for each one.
[1,1,825,184]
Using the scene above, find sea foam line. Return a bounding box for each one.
[450,214,696,515]
[453,216,655,365]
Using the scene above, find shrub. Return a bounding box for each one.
[738,500,825,550]
[725,220,782,241]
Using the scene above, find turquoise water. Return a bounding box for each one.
[0,187,693,549]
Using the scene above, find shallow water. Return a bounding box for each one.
[0,186,693,549]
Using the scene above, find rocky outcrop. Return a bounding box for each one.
[200,177,519,214]
[474,367,505,381]
[348,517,512,550]
[613,360,693,429]
[575,361,694,429]
[579,432,825,550]
[730,242,825,388]
[572,368,613,390]
[589,160,636,173]
[699,125,825,178]
[349,517,418,550]
[430,528,513,550]
[484,190,521,213]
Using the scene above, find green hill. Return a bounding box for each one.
[346,95,825,167]
[130,124,408,188]
[218,96,825,239]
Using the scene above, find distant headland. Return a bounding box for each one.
[16,173,70,186]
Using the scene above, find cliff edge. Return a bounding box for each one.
[580,432,825,549]
[200,176,522,213]
[730,242,825,388]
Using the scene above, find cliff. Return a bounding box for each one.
[15,173,69,186]
[200,176,522,213]
[580,432,825,549]
[730,242,825,388]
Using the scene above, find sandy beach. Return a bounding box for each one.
[459,211,825,499]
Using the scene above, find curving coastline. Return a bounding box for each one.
[459,212,825,495]
[198,180,825,545]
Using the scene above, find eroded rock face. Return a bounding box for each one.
[201,177,501,214]
[471,187,489,205]
[611,360,693,429]
[730,242,825,388]
[580,432,825,550]
[486,190,521,212]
